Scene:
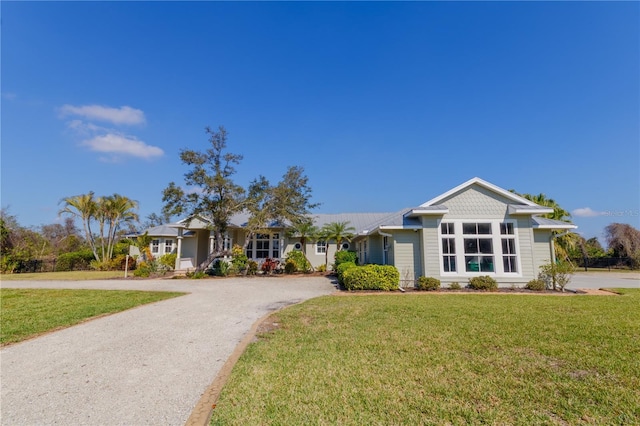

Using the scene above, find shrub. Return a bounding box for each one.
[285,250,311,273]
[209,259,231,277]
[158,253,176,270]
[334,250,358,267]
[55,250,95,272]
[539,261,574,291]
[231,245,248,274]
[261,258,278,274]
[186,270,207,279]
[133,261,152,277]
[468,275,498,291]
[449,282,461,290]
[342,265,400,291]
[336,261,357,285]
[246,260,258,275]
[416,276,441,291]
[525,278,546,291]
[316,264,327,273]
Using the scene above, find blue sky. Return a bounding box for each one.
[2,1,639,243]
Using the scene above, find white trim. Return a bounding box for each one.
[420,177,538,208]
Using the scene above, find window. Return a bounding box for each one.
[501,223,517,273]
[341,242,350,250]
[164,239,174,254]
[294,242,302,250]
[272,233,280,258]
[256,233,270,258]
[316,240,327,255]
[151,239,160,254]
[442,238,456,272]
[440,221,519,274]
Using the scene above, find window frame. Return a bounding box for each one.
[315,240,327,255]
[438,220,521,277]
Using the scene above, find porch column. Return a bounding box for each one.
[209,231,215,255]
[175,228,183,270]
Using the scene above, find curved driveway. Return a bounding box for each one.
[0,276,336,426]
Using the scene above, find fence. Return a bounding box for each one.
[571,256,638,271]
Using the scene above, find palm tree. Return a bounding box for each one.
[103,194,139,260]
[520,193,577,262]
[286,219,318,270]
[321,221,356,268]
[59,192,99,261]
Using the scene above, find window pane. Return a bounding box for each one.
[479,238,493,254]
[477,223,491,234]
[463,223,476,234]
[480,256,494,272]
[503,257,517,273]
[500,223,514,235]
[464,239,479,254]
[502,239,516,254]
[465,256,480,272]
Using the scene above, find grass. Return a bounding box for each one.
[0,270,126,281]
[211,289,640,425]
[0,288,185,345]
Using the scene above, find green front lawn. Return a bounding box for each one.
[212,290,640,425]
[0,270,125,281]
[1,288,185,345]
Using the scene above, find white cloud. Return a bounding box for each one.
[572,207,605,218]
[81,133,164,159]
[60,104,145,125]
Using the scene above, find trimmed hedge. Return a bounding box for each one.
[55,250,95,271]
[468,275,498,291]
[334,250,358,267]
[416,276,441,291]
[342,264,400,291]
[336,261,357,285]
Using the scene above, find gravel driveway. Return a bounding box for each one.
[0,276,336,426]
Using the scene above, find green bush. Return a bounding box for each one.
[538,261,574,291]
[231,245,249,274]
[159,253,177,271]
[342,265,400,291]
[186,270,207,279]
[133,261,152,277]
[246,260,258,275]
[316,264,327,273]
[55,250,95,272]
[468,275,498,291]
[336,261,357,285]
[209,259,231,277]
[525,278,546,291]
[416,276,441,291]
[285,250,311,273]
[449,282,461,290]
[334,250,358,267]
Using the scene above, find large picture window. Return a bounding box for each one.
[246,233,281,259]
[440,221,519,275]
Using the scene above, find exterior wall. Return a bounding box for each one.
[180,237,198,266]
[438,184,512,218]
[532,230,553,273]
[421,217,440,278]
[367,235,384,265]
[392,230,422,285]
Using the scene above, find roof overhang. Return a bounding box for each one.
[532,217,578,230]
[508,204,554,215]
[404,206,449,218]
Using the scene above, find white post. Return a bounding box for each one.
[175,228,183,270]
[124,254,129,278]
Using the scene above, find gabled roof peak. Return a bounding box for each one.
[419,177,538,208]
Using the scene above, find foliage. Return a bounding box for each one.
[133,262,152,277]
[334,250,357,268]
[246,260,258,275]
[467,275,498,291]
[159,253,177,271]
[416,276,441,291]
[59,192,139,263]
[162,126,245,267]
[209,259,231,277]
[604,223,640,267]
[525,278,546,291]
[55,249,96,272]
[449,282,461,290]
[230,244,248,274]
[284,250,311,273]
[342,264,400,291]
[316,264,327,273]
[336,261,357,285]
[285,220,318,270]
[186,270,208,279]
[321,221,356,268]
[261,258,279,274]
[538,261,574,291]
